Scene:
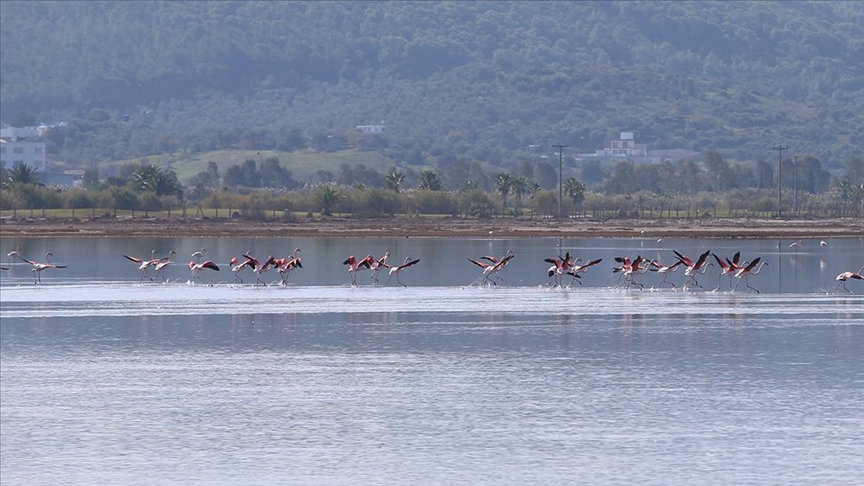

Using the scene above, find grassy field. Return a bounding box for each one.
[101,149,397,183]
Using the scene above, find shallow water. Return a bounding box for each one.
[1,237,862,485]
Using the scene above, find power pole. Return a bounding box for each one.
[772,144,788,218]
[553,144,569,219]
[793,155,799,215]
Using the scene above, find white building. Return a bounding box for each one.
[0,127,47,172]
[355,124,388,134]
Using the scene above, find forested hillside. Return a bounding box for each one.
[2,1,862,168]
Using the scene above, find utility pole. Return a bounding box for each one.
[553,144,569,219]
[793,155,799,215]
[772,144,788,218]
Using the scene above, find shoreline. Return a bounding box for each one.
[1,216,861,239]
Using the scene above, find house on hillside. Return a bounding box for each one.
[0,127,47,172]
[355,124,389,134]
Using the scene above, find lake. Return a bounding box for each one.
[1,236,862,485]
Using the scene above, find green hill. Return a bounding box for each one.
[2,1,862,168]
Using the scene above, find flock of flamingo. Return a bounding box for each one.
[2,244,862,294]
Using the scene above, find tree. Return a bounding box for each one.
[6,164,42,186]
[314,185,343,216]
[258,157,296,189]
[132,164,182,197]
[385,167,405,193]
[82,168,100,189]
[224,159,260,188]
[510,175,529,214]
[495,173,512,216]
[417,170,442,191]
[563,177,587,214]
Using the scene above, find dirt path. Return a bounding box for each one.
[1,216,861,239]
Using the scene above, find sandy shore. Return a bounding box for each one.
[1,216,861,239]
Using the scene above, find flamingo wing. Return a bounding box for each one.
[123,254,144,263]
[201,261,220,271]
[743,257,761,272]
[468,258,489,269]
[400,259,420,269]
[673,250,692,266]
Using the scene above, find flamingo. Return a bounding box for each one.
[244,253,277,286]
[545,251,577,287]
[612,256,648,289]
[565,258,603,286]
[834,266,864,294]
[343,255,373,286]
[649,259,682,288]
[191,248,207,263]
[6,247,21,265]
[189,260,220,281]
[17,252,67,285]
[468,252,515,287]
[789,240,803,250]
[674,249,713,289]
[368,252,390,284]
[228,252,256,283]
[153,250,176,282]
[711,251,745,292]
[122,249,164,282]
[387,257,420,287]
[733,258,768,294]
[275,248,303,286]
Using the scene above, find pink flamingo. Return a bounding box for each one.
[368,252,390,284]
[17,252,67,285]
[153,250,176,282]
[732,258,768,294]
[387,257,420,287]
[674,249,713,289]
[343,255,373,286]
[243,253,277,286]
[711,251,746,292]
[649,259,682,288]
[275,248,303,286]
[835,266,864,294]
[565,258,603,286]
[188,260,220,281]
[469,251,515,286]
[545,251,576,287]
[123,249,164,282]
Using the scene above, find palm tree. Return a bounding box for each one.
[495,173,512,216]
[510,175,529,215]
[385,168,405,193]
[314,185,343,216]
[563,177,587,216]
[418,170,442,191]
[7,164,41,186]
[132,164,182,197]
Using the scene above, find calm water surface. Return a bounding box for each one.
[1,237,862,485]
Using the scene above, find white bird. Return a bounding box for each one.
[191,248,207,262]
[17,252,67,285]
[820,240,828,247]
[835,266,864,294]
[387,257,420,287]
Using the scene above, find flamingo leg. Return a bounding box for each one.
[745,278,760,294]
[397,273,407,288]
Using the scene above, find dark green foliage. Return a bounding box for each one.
[2,1,862,167]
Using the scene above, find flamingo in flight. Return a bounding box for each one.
[674,249,713,289]
[229,254,254,283]
[189,260,220,281]
[468,251,515,287]
[367,252,390,284]
[648,259,682,288]
[275,248,303,286]
[17,252,67,285]
[344,255,373,286]
[565,258,603,286]
[732,258,768,294]
[123,249,165,283]
[835,266,864,294]
[711,251,746,292]
[387,257,420,287]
